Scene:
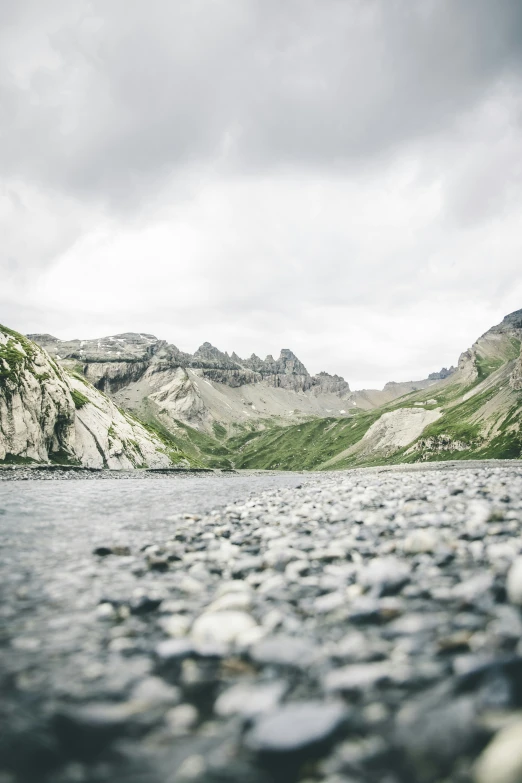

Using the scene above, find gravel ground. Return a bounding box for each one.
[1,462,522,783]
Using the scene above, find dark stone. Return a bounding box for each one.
[93,547,113,557]
[245,700,348,773]
[129,596,162,614]
[147,557,169,572]
[53,703,140,760]
[396,693,490,782]
[456,655,522,708]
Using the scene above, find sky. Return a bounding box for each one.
[1,0,522,389]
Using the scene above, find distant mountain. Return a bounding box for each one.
[3,311,520,469]
[28,332,446,437]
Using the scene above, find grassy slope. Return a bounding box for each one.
[228,412,381,470]
[207,336,522,469]
[138,408,235,469]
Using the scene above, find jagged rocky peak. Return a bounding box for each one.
[30,332,164,363]
[316,371,346,381]
[240,353,265,373]
[247,349,308,375]
[428,366,456,381]
[277,349,309,376]
[312,371,351,394]
[27,333,59,345]
[108,332,158,345]
[239,350,309,377]
[192,342,240,369]
[490,308,522,334]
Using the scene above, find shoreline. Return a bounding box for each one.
[1,458,521,481]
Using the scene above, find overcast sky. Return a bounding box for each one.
[1,0,522,388]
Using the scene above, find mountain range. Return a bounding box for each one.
[1,310,520,469]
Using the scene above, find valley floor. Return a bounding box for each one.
[1,463,522,782]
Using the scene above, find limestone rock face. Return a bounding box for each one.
[0,327,76,463]
[83,360,149,393]
[69,376,174,469]
[454,309,522,386]
[310,372,351,396]
[510,345,522,391]
[149,367,207,422]
[1,327,174,468]
[489,308,522,335]
[357,407,442,458]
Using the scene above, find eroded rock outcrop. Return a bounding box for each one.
[0,328,76,463]
[511,346,522,391]
[1,327,177,468]
[33,334,348,396]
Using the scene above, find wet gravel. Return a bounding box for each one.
[1,463,522,783]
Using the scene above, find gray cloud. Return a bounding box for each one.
[1,0,522,204]
[2,1,522,388]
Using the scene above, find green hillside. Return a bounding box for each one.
[172,331,522,470]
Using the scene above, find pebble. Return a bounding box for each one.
[159,614,191,637]
[165,703,199,735]
[205,591,252,612]
[4,463,522,783]
[130,676,181,706]
[473,720,522,783]
[506,558,522,606]
[358,557,410,595]
[250,635,316,668]
[324,662,392,693]
[191,610,258,650]
[402,529,438,554]
[214,680,287,718]
[245,701,348,755]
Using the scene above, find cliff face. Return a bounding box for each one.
[511,345,522,391]
[454,309,522,384]
[0,328,76,463]
[34,334,350,395]
[1,327,178,468]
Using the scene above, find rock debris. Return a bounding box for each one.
[1,463,522,782]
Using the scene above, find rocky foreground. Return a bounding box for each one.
[2,463,522,783]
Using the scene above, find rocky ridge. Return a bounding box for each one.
[30,333,449,437]
[31,333,351,395]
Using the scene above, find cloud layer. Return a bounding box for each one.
[2,0,522,387]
